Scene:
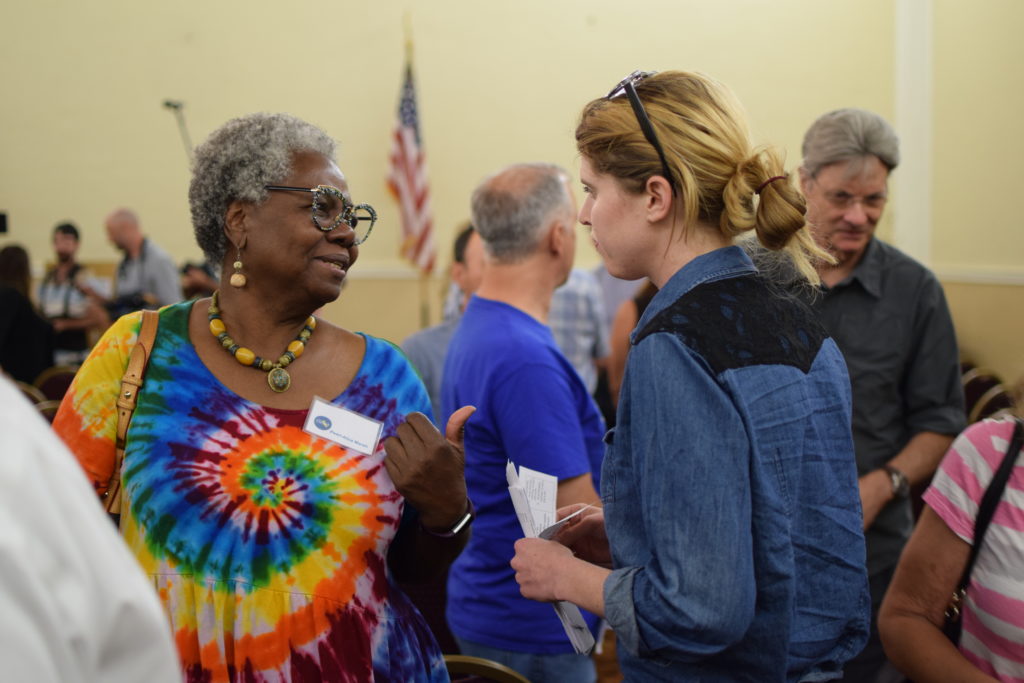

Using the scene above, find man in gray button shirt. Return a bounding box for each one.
[798,109,965,682]
[105,208,182,318]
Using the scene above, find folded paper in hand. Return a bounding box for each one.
[506,461,596,655]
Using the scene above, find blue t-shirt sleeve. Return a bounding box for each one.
[492,360,594,481]
[605,333,756,661]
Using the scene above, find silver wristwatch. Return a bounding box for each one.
[882,465,910,498]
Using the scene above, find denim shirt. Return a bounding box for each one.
[603,246,869,682]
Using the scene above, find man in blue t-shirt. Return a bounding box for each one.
[442,163,605,682]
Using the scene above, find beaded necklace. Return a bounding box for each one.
[207,290,315,393]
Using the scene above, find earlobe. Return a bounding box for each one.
[550,221,569,255]
[546,221,560,253]
[224,201,248,249]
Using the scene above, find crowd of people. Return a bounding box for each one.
[1,68,1020,683]
[0,208,198,385]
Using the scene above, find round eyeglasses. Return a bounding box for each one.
[264,185,378,245]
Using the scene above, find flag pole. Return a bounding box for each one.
[389,13,435,329]
[404,15,431,330]
[403,12,413,63]
[419,271,431,329]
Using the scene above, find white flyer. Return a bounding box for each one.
[506,461,597,655]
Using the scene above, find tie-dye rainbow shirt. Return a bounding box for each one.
[53,302,448,682]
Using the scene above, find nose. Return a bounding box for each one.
[578,197,592,227]
[326,220,358,247]
[843,200,868,226]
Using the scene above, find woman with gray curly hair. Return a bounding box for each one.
[54,112,474,681]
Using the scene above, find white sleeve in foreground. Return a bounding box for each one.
[0,378,181,683]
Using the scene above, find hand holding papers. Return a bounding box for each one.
[506,462,596,655]
[538,505,597,540]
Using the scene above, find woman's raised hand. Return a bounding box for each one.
[383,405,476,530]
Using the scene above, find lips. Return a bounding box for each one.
[315,254,350,274]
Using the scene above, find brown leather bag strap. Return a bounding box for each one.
[104,310,160,514]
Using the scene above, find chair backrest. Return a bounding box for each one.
[33,364,79,401]
[962,366,1002,422]
[970,384,1015,423]
[15,380,46,405]
[35,399,62,423]
[444,655,531,683]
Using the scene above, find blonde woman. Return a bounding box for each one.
[511,71,870,681]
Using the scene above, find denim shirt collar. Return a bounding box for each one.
[632,245,756,344]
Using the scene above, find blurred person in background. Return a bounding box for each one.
[37,222,110,365]
[797,108,965,682]
[605,280,657,406]
[548,268,610,400]
[0,244,54,383]
[179,260,220,300]
[443,162,604,682]
[104,208,182,317]
[403,223,485,422]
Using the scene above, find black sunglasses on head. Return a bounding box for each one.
[605,70,675,193]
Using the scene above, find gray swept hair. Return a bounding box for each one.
[470,163,572,263]
[801,108,900,179]
[189,112,336,264]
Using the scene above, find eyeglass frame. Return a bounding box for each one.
[605,70,676,193]
[263,184,378,245]
[820,188,888,212]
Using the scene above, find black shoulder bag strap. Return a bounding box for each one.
[943,417,1023,644]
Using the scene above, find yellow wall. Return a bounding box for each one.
[932,0,1024,273]
[931,0,1024,384]
[1,0,1019,379]
[945,282,1024,384]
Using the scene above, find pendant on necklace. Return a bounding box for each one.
[267,367,292,393]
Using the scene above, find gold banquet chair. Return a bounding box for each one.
[15,380,46,405]
[33,364,79,401]
[444,654,531,683]
[961,365,1002,423]
[969,383,1015,423]
[34,399,62,424]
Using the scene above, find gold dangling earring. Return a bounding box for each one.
[229,247,247,288]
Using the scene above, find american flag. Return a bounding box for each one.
[387,62,435,274]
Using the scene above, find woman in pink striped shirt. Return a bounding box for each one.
[879,414,1024,682]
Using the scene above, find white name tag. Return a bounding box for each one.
[303,396,384,456]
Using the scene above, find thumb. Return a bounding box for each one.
[445,405,477,447]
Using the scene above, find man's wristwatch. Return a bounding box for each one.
[882,465,910,498]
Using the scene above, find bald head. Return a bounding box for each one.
[105,208,142,253]
[471,163,573,263]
